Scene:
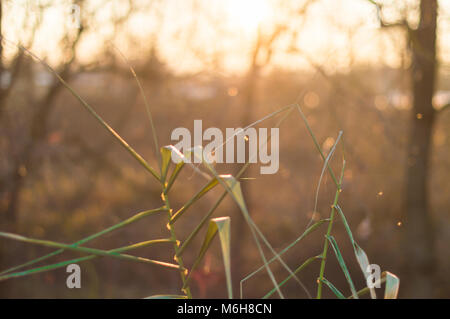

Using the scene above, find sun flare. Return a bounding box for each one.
[224,0,272,32]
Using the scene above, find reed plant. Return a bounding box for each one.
[0,42,399,299]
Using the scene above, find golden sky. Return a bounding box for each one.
[3,0,450,75]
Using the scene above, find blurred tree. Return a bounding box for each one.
[404,0,438,298]
[370,0,443,298]
[0,0,158,297]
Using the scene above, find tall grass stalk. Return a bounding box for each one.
[316,159,345,299]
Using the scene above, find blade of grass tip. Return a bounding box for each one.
[113,45,160,167]
[326,235,358,299]
[351,271,398,300]
[178,104,294,257]
[165,160,185,193]
[3,39,160,182]
[348,271,391,299]
[0,232,182,271]
[164,147,185,187]
[316,158,346,299]
[335,203,376,299]
[319,277,346,299]
[262,255,322,299]
[296,104,339,187]
[215,217,233,299]
[208,173,285,298]
[183,219,218,289]
[0,238,173,281]
[384,271,400,299]
[240,218,328,298]
[183,217,233,299]
[160,146,173,184]
[0,206,166,275]
[219,177,284,298]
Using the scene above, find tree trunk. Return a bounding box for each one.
[404,0,437,298]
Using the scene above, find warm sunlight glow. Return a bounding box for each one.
[224,0,272,32]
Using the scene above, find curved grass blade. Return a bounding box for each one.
[335,204,376,299]
[164,162,184,194]
[160,146,173,183]
[326,235,358,299]
[166,161,185,194]
[215,217,232,299]
[384,271,400,299]
[177,191,228,257]
[183,217,232,298]
[319,277,346,299]
[0,207,166,275]
[181,217,217,278]
[0,238,173,281]
[0,232,182,271]
[309,131,342,230]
